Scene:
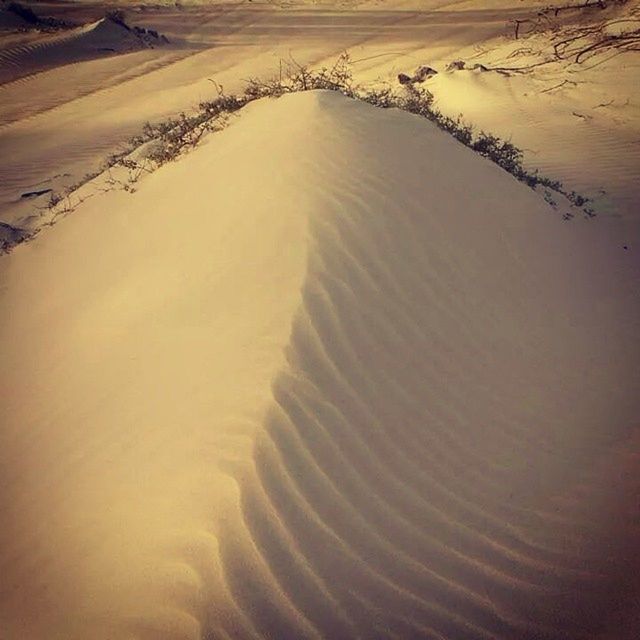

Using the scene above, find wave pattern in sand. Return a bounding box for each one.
[1,91,638,640]
[210,94,640,640]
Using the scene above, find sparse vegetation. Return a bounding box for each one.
[32,53,592,243]
[507,0,638,66]
[512,0,630,38]
[449,1,637,76]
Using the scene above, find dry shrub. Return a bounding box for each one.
[41,53,592,230]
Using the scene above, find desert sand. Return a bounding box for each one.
[1,1,639,639]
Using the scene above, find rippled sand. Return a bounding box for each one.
[1,90,639,639]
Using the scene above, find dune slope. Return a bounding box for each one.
[0,16,162,85]
[0,90,639,640]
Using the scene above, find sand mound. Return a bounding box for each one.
[1,91,639,640]
[0,16,165,85]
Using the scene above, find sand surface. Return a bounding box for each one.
[1,2,639,639]
[1,1,639,232]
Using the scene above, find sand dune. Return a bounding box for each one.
[0,15,166,86]
[1,0,638,235]
[1,90,638,639]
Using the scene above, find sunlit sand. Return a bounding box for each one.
[1,2,639,639]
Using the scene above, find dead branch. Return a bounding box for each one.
[539,78,577,92]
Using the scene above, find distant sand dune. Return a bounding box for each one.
[0,17,165,86]
[0,91,638,639]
